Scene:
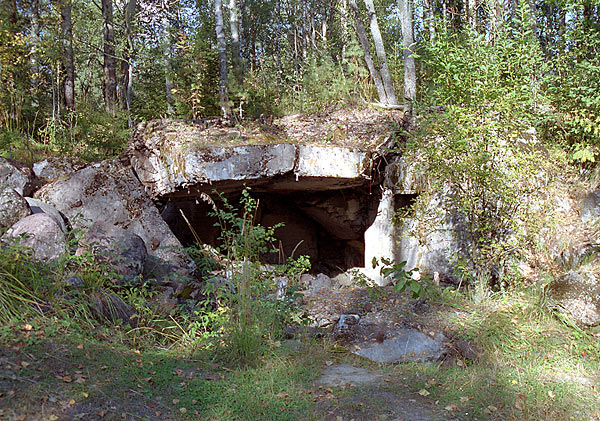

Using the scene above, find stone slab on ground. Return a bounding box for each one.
[353,328,446,363]
[317,364,385,387]
[316,364,455,421]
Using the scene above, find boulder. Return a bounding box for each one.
[5,213,67,262]
[300,273,335,293]
[76,222,148,285]
[548,266,600,326]
[0,157,34,196]
[0,185,31,228]
[33,159,190,270]
[25,197,67,233]
[88,289,139,326]
[33,156,87,184]
[579,189,600,222]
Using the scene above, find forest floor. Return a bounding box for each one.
[1,284,600,420]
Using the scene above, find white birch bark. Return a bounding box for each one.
[214,0,231,120]
[363,0,397,105]
[348,0,387,104]
[399,0,416,117]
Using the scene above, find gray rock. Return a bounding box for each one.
[334,314,360,340]
[548,267,600,326]
[5,213,67,262]
[0,157,34,196]
[34,159,190,270]
[0,186,31,228]
[301,273,335,293]
[76,222,148,285]
[88,289,138,326]
[33,156,87,184]
[150,287,178,314]
[129,119,296,197]
[25,197,67,233]
[143,255,191,284]
[353,328,445,363]
[62,275,84,289]
[579,189,600,222]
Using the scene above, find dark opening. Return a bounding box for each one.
[159,187,380,276]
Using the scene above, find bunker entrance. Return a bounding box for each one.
[159,187,380,276]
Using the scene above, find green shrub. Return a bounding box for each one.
[409,7,546,292]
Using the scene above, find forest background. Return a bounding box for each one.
[0,0,599,163]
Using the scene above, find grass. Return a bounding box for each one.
[1,235,599,420]
[2,283,600,420]
[381,286,600,420]
[0,317,326,420]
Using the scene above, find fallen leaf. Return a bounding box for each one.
[62,376,72,383]
[81,392,88,398]
[418,389,430,396]
[445,404,459,412]
[325,360,333,366]
[460,396,471,403]
[20,361,30,367]
[69,399,75,406]
[172,399,180,405]
[23,324,33,331]
[77,344,84,350]
[48,416,59,421]
[548,390,555,399]
[179,408,187,414]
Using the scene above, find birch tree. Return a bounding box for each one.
[59,0,75,109]
[230,0,243,83]
[347,0,388,105]
[119,0,136,126]
[363,0,397,105]
[399,0,416,118]
[214,0,231,120]
[102,0,117,113]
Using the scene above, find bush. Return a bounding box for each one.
[409,8,546,292]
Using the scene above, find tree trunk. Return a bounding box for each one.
[558,7,566,55]
[399,0,416,118]
[468,0,477,31]
[230,0,243,84]
[119,0,135,127]
[340,0,349,58]
[59,0,75,110]
[214,0,231,120]
[363,0,397,105]
[348,0,387,104]
[102,0,117,114]
[487,0,502,41]
[423,0,435,41]
[30,0,41,106]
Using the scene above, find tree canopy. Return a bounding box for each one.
[0,0,598,161]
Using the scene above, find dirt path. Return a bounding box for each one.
[314,364,456,421]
